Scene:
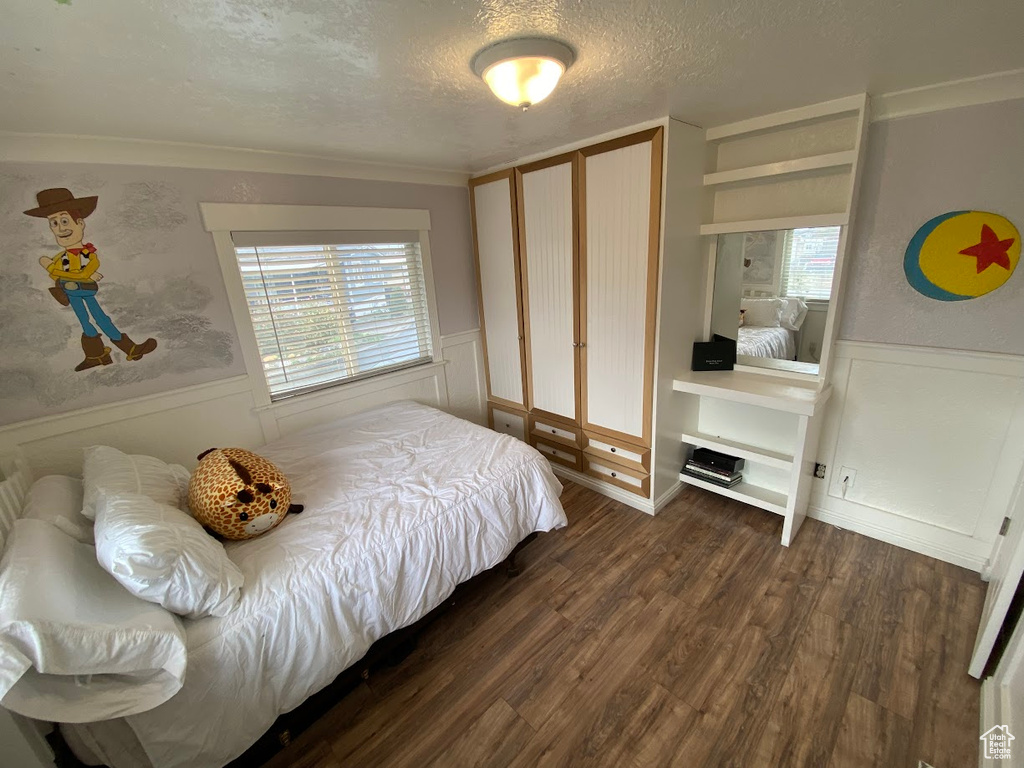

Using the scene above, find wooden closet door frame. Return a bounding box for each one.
[515,151,581,425]
[578,126,664,448]
[469,168,528,411]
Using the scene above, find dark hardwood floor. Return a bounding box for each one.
[264,481,985,768]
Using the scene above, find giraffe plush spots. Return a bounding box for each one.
[188,448,303,540]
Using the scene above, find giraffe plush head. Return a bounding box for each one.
[187,448,303,540]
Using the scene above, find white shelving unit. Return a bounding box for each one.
[676,95,870,546]
[677,472,788,516]
[702,149,856,187]
[678,429,793,471]
[674,369,832,545]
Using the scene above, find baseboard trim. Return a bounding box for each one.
[654,481,683,513]
[550,465,655,515]
[808,504,987,572]
[980,676,999,767]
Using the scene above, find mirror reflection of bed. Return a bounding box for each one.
[710,226,841,376]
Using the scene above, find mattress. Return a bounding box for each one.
[66,401,567,768]
[737,325,797,360]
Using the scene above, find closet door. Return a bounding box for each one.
[470,171,526,409]
[517,154,578,423]
[579,128,663,447]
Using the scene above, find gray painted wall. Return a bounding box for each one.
[839,98,1024,354]
[0,163,477,425]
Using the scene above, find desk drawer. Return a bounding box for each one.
[583,434,650,473]
[530,415,581,448]
[489,405,527,443]
[531,436,582,471]
[584,457,650,497]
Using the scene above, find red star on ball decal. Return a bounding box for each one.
[960,224,1015,273]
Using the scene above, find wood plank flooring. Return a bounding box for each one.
[264,481,985,768]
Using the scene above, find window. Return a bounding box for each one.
[780,226,841,301]
[232,234,433,400]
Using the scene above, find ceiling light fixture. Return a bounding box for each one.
[472,38,575,110]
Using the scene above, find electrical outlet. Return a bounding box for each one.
[814,463,826,479]
[840,466,857,497]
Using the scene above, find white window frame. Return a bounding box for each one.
[200,203,443,410]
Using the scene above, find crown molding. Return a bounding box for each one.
[872,68,1024,122]
[0,131,470,187]
[472,116,669,177]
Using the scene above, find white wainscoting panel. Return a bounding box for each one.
[0,332,485,478]
[521,161,576,420]
[583,140,652,440]
[441,330,487,426]
[810,340,1024,571]
[0,376,261,478]
[263,363,448,439]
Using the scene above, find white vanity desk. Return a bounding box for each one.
[674,369,832,546]
[677,94,870,546]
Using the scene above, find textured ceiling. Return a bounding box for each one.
[3,0,1023,172]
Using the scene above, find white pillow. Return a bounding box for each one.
[740,297,784,327]
[779,297,809,331]
[94,493,243,619]
[81,446,184,520]
[21,475,93,543]
[169,463,193,516]
[0,519,187,723]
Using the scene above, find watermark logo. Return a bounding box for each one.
[981,725,1015,760]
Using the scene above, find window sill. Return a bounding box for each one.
[253,359,446,415]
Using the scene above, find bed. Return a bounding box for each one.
[737,325,797,360]
[62,400,567,768]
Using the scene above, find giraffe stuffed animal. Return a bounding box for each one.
[188,448,303,540]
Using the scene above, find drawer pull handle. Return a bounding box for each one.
[551,429,556,434]
[610,447,617,453]
[611,471,617,478]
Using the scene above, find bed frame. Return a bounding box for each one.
[49,533,538,768]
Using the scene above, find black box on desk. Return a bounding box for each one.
[691,335,735,371]
[692,447,745,473]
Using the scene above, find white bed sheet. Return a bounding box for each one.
[737,326,797,360]
[69,401,566,768]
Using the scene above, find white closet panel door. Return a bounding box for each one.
[584,140,653,441]
[521,162,575,420]
[473,178,524,406]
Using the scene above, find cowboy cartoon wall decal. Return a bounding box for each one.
[24,188,157,371]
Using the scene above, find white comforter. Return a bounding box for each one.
[737,326,797,360]
[110,402,566,768]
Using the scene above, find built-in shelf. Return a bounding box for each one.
[679,473,788,516]
[703,150,856,187]
[673,369,831,417]
[680,430,794,470]
[705,94,865,141]
[699,212,849,236]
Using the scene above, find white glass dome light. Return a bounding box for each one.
[472,38,576,110]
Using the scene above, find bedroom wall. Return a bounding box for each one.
[809,96,1024,571]
[0,161,479,427]
[839,97,1024,354]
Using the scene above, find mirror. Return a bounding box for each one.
[710,226,841,376]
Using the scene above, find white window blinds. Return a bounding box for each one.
[781,227,841,301]
[232,235,433,400]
